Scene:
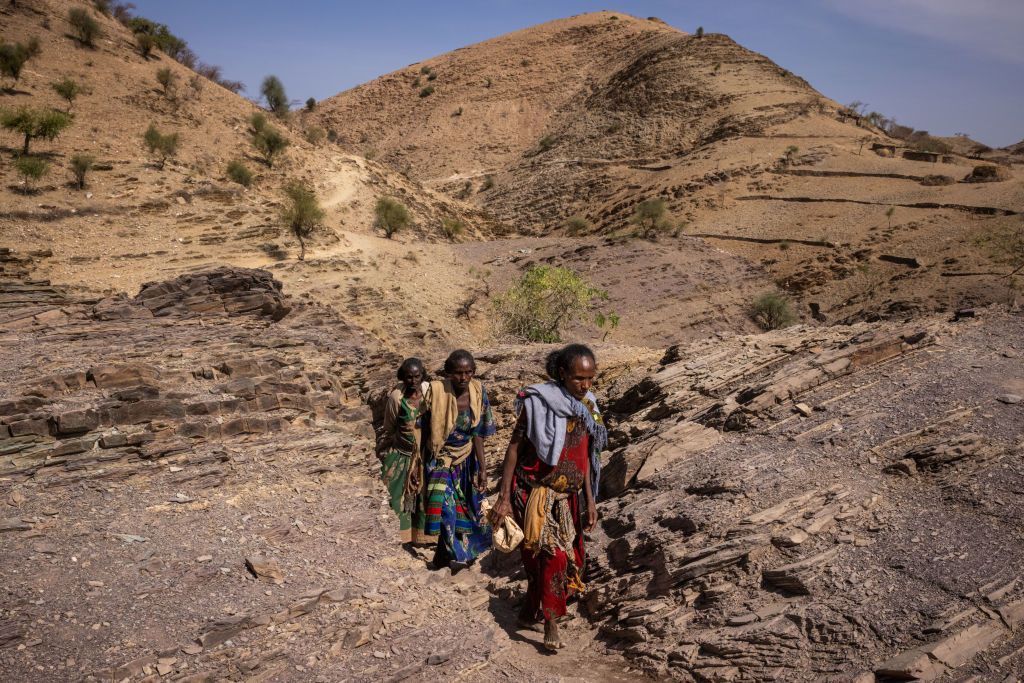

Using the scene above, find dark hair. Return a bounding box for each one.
[397,357,425,380]
[444,349,476,373]
[545,344,596,382]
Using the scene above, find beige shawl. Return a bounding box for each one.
[425,378,483,467]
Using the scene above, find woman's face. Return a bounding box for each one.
[448,358,475,392]
[400,366,423,392]
[562,355,596,400]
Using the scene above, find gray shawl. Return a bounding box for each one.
[513,382,608,500]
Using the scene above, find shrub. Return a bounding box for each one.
[695,26,704,38]
[0,42,31,83]
[885,206,895,228]
[1,106,73,155]
[196,63,243,94]
[15,155,48,192]
[480,175,494,192]
[964,165,1011,183]
[427,72,437,81]
[142,122,179,169]
[126,17,187,61]
[136,32,157,58]
[92,0,112,15]
[420,65,432,75]
[253,125,289,167]
[69,153,94,189]
[326,129,338,143]
[303,126,325,145]
[751,292,797,330]
[281,180,324,260]
[630,198,671,238]
[23,36,41,59]
[419,85,434,98]
[374,197,410,239]
[305,97,316,111]
[68,8,102,46]
[494,265,609,343]
[537,135,555,152]
[51,77,87,111]
[250,112,268,135]
[783,145,799,165]
[441,218,465,240]
[565,215,591,235]
[155,67,176,97]
[226,159,253,187]
[261,75,288,117]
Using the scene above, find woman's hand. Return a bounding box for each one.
[476,469,488,493]
[491,494,512,522]
[586,498,598,532]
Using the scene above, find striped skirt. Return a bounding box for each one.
[423,453,491,563]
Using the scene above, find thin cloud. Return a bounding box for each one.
[824,0,1024,64]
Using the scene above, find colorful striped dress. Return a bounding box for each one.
[423,387,496,565]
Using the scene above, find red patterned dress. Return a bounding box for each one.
[509,416,590,623]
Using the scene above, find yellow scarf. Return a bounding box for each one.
[425,379,483,466]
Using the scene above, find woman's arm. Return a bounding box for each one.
[474,434,487,489]
[583,457,597,531]
[492,412,526,519]
[378,393,399,458]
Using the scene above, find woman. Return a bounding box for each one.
[492,344,608,651]
[422,349,496,571]
[379,358,429,545]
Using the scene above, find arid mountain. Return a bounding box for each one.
[319,11,1023,327]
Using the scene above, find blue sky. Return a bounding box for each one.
[130,0,1023,147]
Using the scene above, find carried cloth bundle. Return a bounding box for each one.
[482,499,524,553]
[424,378,483,468]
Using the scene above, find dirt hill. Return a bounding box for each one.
[318,11,1024,328]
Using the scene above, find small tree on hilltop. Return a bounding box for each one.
[494,265,611,343]
[281,180,324,261]
[305,97,316,111]
[695,26,705,38]
[15,156,49,193]
[261,75,289,118]
[630,198,671,239]
[1,106,74,155]
[143,122,179,169]
[253,125,289,167]
[68,8,102,47]
[51,77,87,112]
[751,291,797,330]
[155,67,177,98]
[69,153,95,189]
[375,197,410,239]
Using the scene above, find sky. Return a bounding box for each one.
[130,0,1024,147]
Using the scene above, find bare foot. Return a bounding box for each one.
[543,620,564,651]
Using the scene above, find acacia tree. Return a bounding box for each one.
[51,77,87,112]
[143,122,179,169]
[1,106,73,155]
[253,124,289,167]
[374,197,410,238]
[281,180,324,260]
[261,75,288,118]
[629,198,671,238]
[494,265,612,343]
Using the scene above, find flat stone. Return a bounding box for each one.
[996,394,1021,405]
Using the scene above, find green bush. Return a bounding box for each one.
[281,180,324,260]
[480,175,494,192]
[136,32,157,58]
[303,126,325,145]
[630,198,671,238]
[250,112,267,135]
[1,106,73,155]
[261,75,288,117]
[695,26,704,38]
[155,67,176,97]
[253,125,289,167]
[142,122,179,169]
[69,153,95,189]
[92,0,112,15]
[305,97,316,111]
[374,197,410,238]
[441,218,465,241]
[494,265,609,343]
[419,65,432,75]
[565,215,591,235]
[51,77,87,111]
[537,135,555,152]
[419,85,434,98]
[68,8,102,46]
[0,38,39,81]
[226,159,253,187]
[15,156,48,192]
[751,292,797,330]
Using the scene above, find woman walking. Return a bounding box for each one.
[379,358,429,545]
[422,349,496,571]
[492,344,607,651]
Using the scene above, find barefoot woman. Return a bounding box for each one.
[422,349,496,570]
[492,344,608,651]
